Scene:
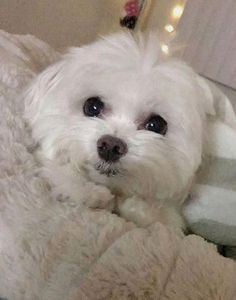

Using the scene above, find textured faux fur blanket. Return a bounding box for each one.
[1,30,236,300]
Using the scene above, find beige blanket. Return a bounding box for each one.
[0,30,236,300]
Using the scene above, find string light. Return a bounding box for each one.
[172,5,184,19]
[164,24,175,33]
[161,44,169,55]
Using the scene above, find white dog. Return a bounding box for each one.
[25,32,214,230]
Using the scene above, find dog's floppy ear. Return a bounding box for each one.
[197,76,215,116]
[197,76,236,126]
[24,59,65,125]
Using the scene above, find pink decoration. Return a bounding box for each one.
[124,0,140,17]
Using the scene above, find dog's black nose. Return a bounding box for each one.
[97,135,127,162]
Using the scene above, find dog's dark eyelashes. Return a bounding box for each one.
[83,97,104,117]
[144,114,168,135]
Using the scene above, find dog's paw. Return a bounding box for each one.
[118,196,185,233]
[83,183,114,210]
[118,196,155,227]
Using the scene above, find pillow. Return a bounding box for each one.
[184,80,236,246]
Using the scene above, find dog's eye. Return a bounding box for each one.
[144,114,168,135]
[83,97,104,117]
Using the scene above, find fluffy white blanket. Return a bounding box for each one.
[0,30,236,300]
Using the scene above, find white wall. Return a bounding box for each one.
[0,0,127,49]
[1,0,185,49]
[145,0,186,32]
[177,0,236,90]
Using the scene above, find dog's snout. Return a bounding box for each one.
[97,135,127,162]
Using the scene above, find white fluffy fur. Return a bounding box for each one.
[25,32,214,229]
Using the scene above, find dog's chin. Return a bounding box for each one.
[94,161,122,177]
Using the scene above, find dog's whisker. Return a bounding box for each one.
[95,160,123,177]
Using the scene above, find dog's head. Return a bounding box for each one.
[25,32,214,202]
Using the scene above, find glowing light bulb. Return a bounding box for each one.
[165,24,175,33]
[161,44,169,55]
[172,5,184,19]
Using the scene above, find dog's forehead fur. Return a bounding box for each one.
[68,32,165,72]
[51,33,203,124]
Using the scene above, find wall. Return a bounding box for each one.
[177,0,236,89]
[0,0,127,49]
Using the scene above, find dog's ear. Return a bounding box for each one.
[197,76,216,116]
[24,60,65,126]
[197,76,236,126]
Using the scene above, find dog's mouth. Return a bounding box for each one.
[95,161,121,177]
